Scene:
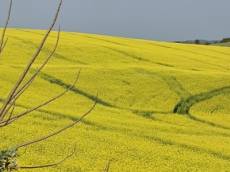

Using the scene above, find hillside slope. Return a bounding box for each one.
[0,29,230,171]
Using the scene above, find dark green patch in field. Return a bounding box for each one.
[173,85,230,114]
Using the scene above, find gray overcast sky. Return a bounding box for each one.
[0,0,230,41]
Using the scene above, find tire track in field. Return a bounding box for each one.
[91,120,230,159]
[151,72,228,117]
[10,36,87,65]
[79,35,127,46]
[171,54,230,71]
[101,124,230,161]
[128,109,186,127]
[0,98,94,126]
[173,86,230,114]
[192,46,230,56]
[168,82,230,130]
[187,113,230,130]
[145,134,230,161]
[77,120,230,161]
[102,46,175,68]
[143,42,230,71]
[15,29,49,37]
[148,42,230,70]
[157,75,191,99]
[39,72,114,107]
[138,70,192,110]
[103,46,151,62]
[149,42,223,59]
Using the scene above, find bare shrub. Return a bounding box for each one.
[0,0,97,171]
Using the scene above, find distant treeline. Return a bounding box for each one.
[176,37,230,45]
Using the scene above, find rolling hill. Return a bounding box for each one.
[0,29,230,171]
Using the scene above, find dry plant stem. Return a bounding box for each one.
[1,38,8,53]
[4,103,15,125]
[103,159,112,172]
[16,99,97,149]
[0,0,98,170]
[19,148,76,169]
[0,0,12,55]
[0,98,16,124]
[0,70,81,127]
[0,0,63,121]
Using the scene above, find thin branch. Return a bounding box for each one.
[0,0,97,171]
[103,159,113,172]
[19,148,76,169]
[0,97,16,124]
[16,99,97,149]
[3,102,15,126]
[0,0,62,120]
[0,98,16,127]
[0,70,81,127]
[1,37,9,53]
[0,0,12,55]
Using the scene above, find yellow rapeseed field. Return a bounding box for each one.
[0,29,230,171]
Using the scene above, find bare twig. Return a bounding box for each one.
[3,102,15,126]
[19,148,76,169]
[0,96,17,125]
[16,99,97,149]
[1,37,9,53]
[0,0,12,55]
[0,1,99,170]
[103,159,113,172]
